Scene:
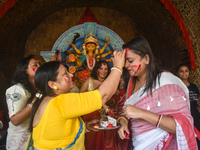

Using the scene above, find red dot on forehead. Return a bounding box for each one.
[102,63,106,66]
[125,48,131,51]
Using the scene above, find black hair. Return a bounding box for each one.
[90,60,110,80]
[123,36,163,94]
[176,62,191,73]
[29,61,61,132]
[10,55,37,103]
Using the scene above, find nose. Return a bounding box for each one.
[69,73,73,78]
[125,61,129,68]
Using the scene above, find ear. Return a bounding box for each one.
[146,54,150,62]
[48,81,56,90]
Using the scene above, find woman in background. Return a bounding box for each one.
[80,60,129,150]
[177,63,200,149]
[5,55,40,149]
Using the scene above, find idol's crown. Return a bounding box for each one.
[84,31,99,45]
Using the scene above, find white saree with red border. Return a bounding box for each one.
[125,72,197,150]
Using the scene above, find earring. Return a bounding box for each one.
[146,61,149,65]
[54,86,58,90]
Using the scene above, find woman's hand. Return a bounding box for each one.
[117,119,129,140]
[86,119,100,132]
[123,104,144,119]
[112,50,126,69]
[50,50,61,62]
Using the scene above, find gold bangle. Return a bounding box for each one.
[117,116,128,124]
[114,65,123,72]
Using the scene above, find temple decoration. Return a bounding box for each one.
[41,22,124,87]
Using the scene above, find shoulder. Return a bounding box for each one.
[189,82,199,91]
[6,83,30,97]
[159,71,180,84]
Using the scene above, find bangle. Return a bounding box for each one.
[117,116,128,124]
[105,107,109,114]
[156,115,163,128]
[111,67,122,75]
[28,104,32,108]
[114,65,123,72]
[85,122,90,132]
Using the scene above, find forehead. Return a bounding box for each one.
[125,50,140,59]
[29,58,37,64]
[58,64,67,72]
[179,66,189,70]
[99,63,108,68]
[86,43,95,46]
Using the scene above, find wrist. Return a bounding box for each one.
[85,122,90,132]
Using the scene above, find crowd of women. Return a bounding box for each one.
[4,36,200,150]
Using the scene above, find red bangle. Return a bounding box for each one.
[156,115,161,127]
[156,115,163,128]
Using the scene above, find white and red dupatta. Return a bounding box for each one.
[124,72,197,150]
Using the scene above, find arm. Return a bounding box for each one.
[98,50,125,106]
[99,42,109,54]
[10,105,32,126]
[79,78,89,93]
[123,105,176,134]
[70,42,82,54]
[50,50,61,62]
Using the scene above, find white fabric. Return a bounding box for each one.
[124,72,195,149]
[6,83,31,150]
[125,72,189,107]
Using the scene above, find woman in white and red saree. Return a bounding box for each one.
[117,37,197,150]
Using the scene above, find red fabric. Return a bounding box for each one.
[78,7,99,25]
[194,126,200,141]
[84,89,129,150]
[172,113,198,149]
[160,0,196,70]
[0,0,18,18]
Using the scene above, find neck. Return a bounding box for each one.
[181,79,189,86]
[28,76,36,90]
[97,77,105,82]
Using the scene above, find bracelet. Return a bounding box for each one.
[28,104,32,108]
[117,116,128,124]
[85,122,90,132]
[105,107,109,114]
[114,65,123,72]
[111,67,122,75]
[156,115,163,128]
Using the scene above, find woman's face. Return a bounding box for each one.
[177,66,189,80]
[97,63,109,79]
[125,49,147,77]
[56,64,74,93]
[26,58,40,78]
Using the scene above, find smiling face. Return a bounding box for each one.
[177,65,189,81]
[26,58,40,78]
[55,64,74,93]
[125,49,147,77]
[97,63,109,79]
